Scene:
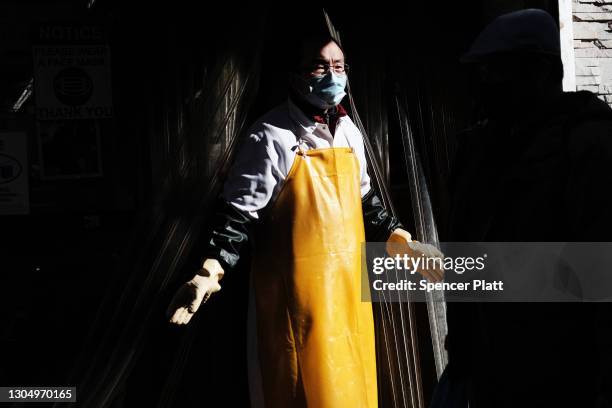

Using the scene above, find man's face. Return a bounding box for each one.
[299,40,347,78]
[469,54,552,119]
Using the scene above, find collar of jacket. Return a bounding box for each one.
[288,94,348,133]
[287,96,348,136]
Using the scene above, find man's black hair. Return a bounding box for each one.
[290,35,345,73]
[283,10,346,73]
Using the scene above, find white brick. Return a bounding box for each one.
[599,83,612,93]
[573,39,612,48]
[604,95,612,102]
[576,57,601,66]
[595,58,612,82]
[574,39,596,48]
[576,75,602,85]
[575,65,603,75]
[573,12,612,20]
[596,39,612,47]
[573,22,612,39]
[575,47,612,57]
[574,3,612,12]
[577,85,599,92]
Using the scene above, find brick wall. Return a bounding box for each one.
[573,0,612,105]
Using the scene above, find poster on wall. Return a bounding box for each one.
[37,120,103,180]
[33,43,112,120]
[0,132,29,215]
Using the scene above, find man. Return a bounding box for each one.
[167,30,441,407]
[443,9,612,408]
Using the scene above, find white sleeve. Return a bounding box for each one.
[221,129,284,219]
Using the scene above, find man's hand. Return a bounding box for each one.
[386,228,445,282]
[167,259,224,325]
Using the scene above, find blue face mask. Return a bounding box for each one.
[303,71,347,109]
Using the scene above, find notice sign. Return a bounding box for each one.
[0,133,29,215]
[33,44,112,120]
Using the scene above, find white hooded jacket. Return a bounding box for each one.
[221,98,371,219]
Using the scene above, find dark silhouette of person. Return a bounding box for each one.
[442,9,612,408]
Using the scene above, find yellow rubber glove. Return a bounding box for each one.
[167,258,224,325]
[386,228,445,282]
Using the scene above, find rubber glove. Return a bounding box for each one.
[386,228,445,282]
[167,258,224,325]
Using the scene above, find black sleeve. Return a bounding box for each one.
[566,119,612,240]
[565,119,612,403]
[202,188,401,270]
[361,188,404,242]
[201,197,253,272]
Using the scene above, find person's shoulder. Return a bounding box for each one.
[337,111,365,143]
[248,102,294,133]
[246,101,297,143]
[562,91,612,155]
[338,111,359,131]
[560,91,612,127]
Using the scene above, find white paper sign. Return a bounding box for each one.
[0,132,29,214]
[33,45,113,120]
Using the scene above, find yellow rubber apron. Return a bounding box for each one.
[252,146,377,408]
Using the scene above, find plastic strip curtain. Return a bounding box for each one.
[324,11,425,408]
[395,91,448,377]
[154,53,261,408]
[47,25,263,408]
